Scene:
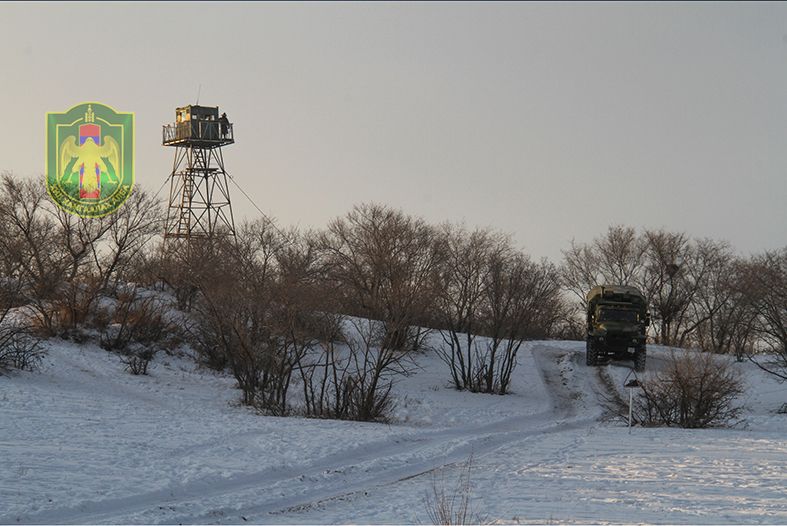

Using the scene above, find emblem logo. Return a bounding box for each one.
[46,102,134,217]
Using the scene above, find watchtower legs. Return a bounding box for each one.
[164,145,236,239]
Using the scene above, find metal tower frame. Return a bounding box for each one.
[162,105,236,239]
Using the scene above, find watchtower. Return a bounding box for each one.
[162,105,236,239]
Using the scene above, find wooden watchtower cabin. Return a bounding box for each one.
[162,105,234,147]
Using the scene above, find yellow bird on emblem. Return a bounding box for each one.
[59,135,121,193]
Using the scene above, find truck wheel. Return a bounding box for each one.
[634,349,646,371]
[586,341,597,366]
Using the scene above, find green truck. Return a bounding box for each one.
[586,285,649,371]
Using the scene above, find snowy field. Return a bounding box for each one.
[1,338,786,524]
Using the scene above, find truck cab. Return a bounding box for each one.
[586,285,649,371]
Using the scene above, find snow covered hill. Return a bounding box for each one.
[1,340,785,524]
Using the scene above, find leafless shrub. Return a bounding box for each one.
[482,253,563,394]
[185,314,228,371]
[52,280,103,335]
[0,279,43,373]
[274,236,366,420]
[191,274,271,405]
[424,456,485,526]
[0,327,43,373]
[100,289,171,350]
[152,238,221,312]
[294,204,441,421]
[291,316,405,423]
[100,287,174,375]
[633,351,744,428]
[340,317,404,421]
[296,312,351,419]
[294,316,404,422]
[120,348,157,375]
[434,226,506,393]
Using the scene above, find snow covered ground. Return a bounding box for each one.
[1,338,785,524]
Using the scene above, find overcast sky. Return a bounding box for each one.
[1,2,785,261]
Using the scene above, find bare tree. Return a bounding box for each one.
[481,254,563,394]
[92,189,164,293]
[436,226,563,394]
[187,219,306,413]
[46,192,163,335]
[639,229,702,346]
[561,225,646,306]
[271,230,341,416]
[0,174,66,333]
[434,225,506,391]
[296,311,355,419]
[320,204,443,352]
[152,235,222,312]
[689,242,755,358]
[52,207,115,282]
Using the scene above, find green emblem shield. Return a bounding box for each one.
[46,102,134,217]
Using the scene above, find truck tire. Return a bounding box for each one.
[634,348,646,371]
[586,340,597,366]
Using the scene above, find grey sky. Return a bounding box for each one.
[1,2,785,261]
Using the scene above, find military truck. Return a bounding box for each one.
[586,285,649,371]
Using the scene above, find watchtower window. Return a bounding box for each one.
[176,108,190,123]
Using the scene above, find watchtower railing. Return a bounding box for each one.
[162,120,234,145]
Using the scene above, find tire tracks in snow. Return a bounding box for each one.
[264,345,613,522]
[11,344,616,525]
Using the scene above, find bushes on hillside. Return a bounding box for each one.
[2,170,781,420]
[185,221,291,410]
[183,215,418,421]
[0,173,163,339]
